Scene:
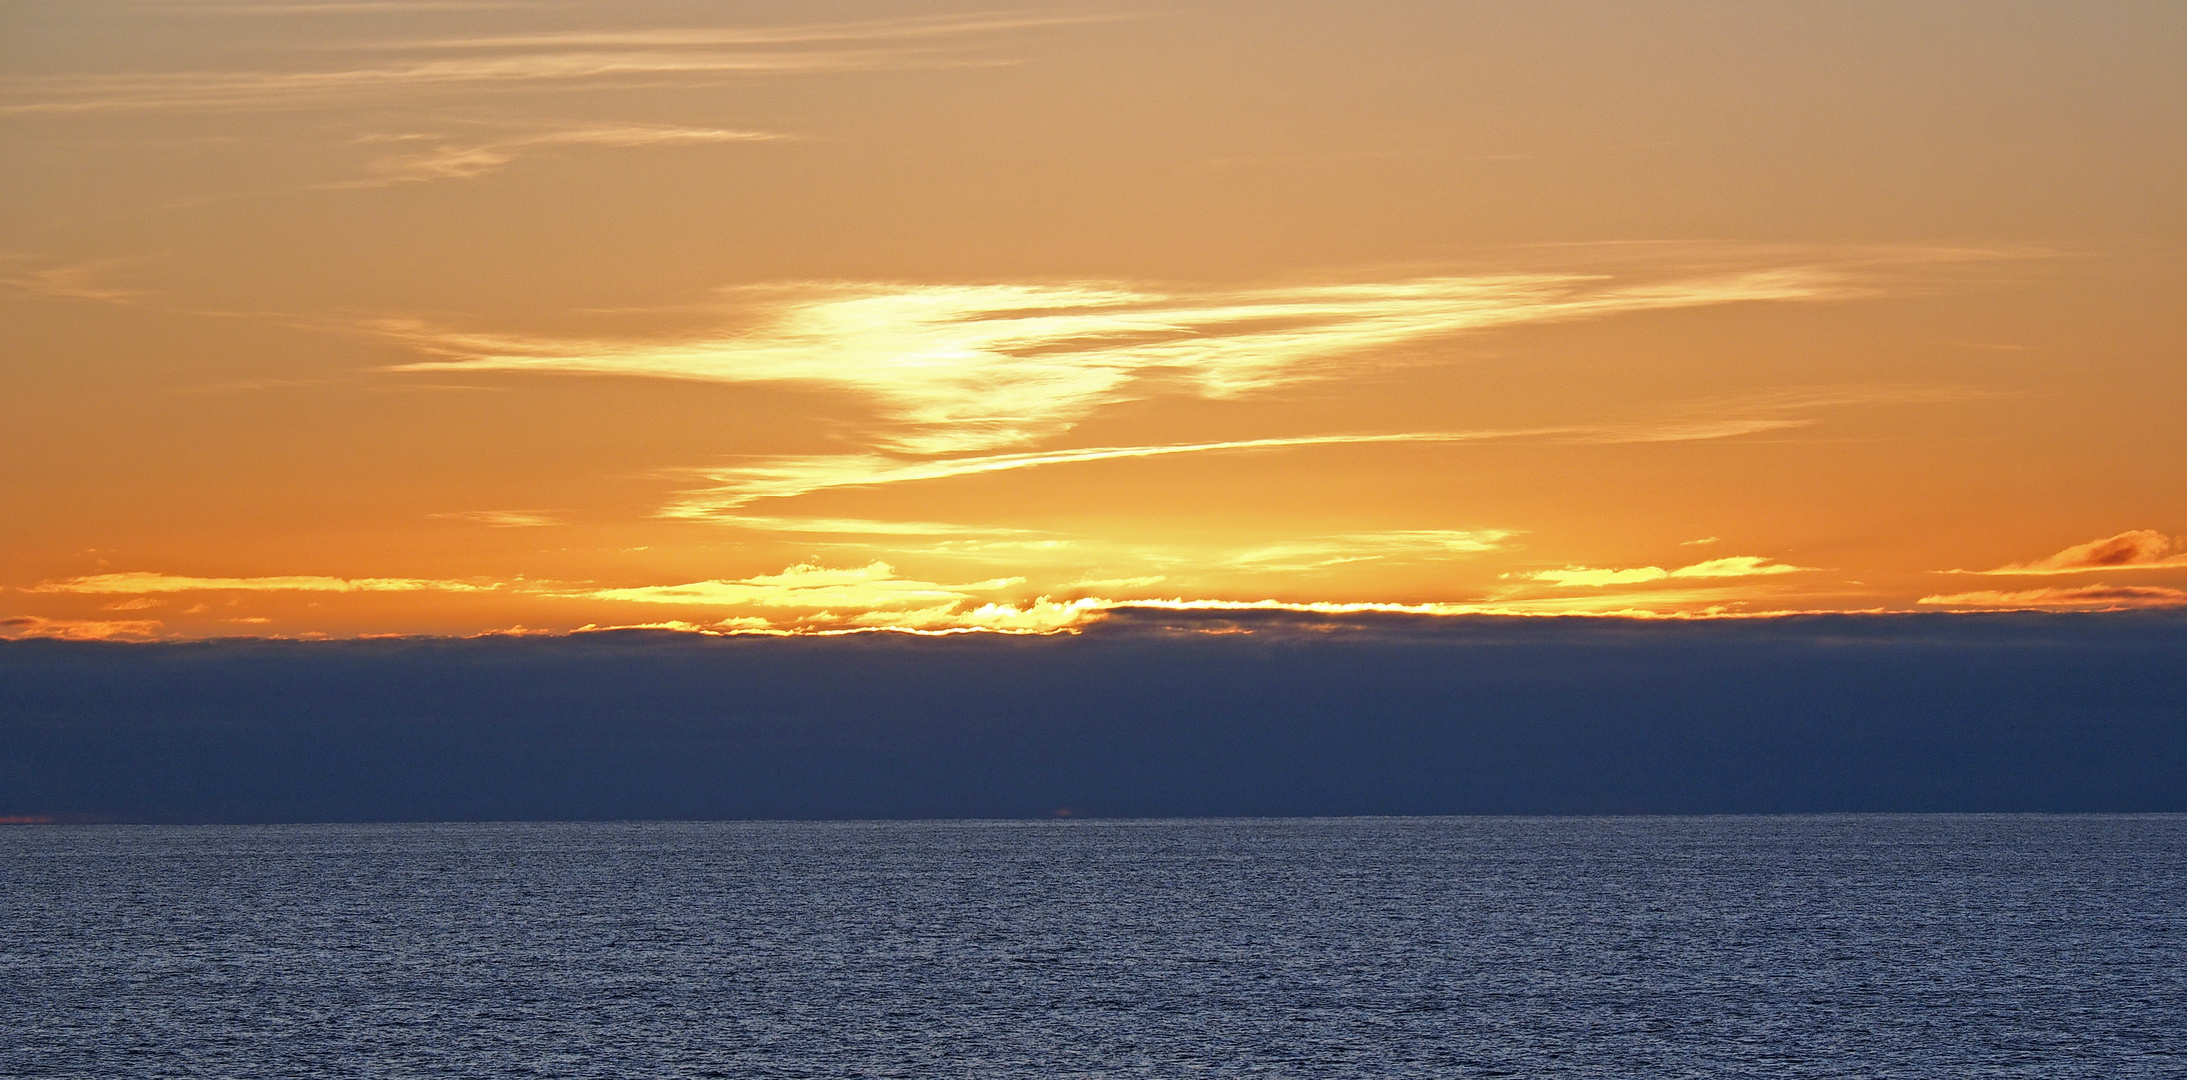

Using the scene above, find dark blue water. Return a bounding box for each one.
[3,816,2181,1078]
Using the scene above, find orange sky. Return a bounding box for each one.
[4,0,2184,639]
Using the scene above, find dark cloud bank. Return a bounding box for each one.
[3,611,2183,822]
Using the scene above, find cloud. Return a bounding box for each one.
[383,270,1858,455]
[0,14,1100,115]
[1222,530,1513,571]
[0,257,152,303]
[382,15,1131,52]
[29,572,493,594]
[581,562,1021,611]
[661,421,1809,516]
[430,510,562,528]
[335,124,782,185]
[0,615,163,641]
[704,515,1039,537]
[666,434,1527,514]
[1523,556,1810,588]
[1918,584,2187,611]
[120,2,541,13]
[1946,530,2187,576]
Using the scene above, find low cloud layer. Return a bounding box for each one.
[6,611,2183,820]
[1919,584,2187,610]
[0,615,162,641]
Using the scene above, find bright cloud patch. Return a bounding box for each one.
[386,270,1853,454]
[1526,556,1808,588]
[1919,584,2187,610]
[1952,530,2187,576]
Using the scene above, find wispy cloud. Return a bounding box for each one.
[1918,584,2187,610]
[29,572,493,593]
[1521,556,1810,588]
[377,15,1131,52]
[704,515,1039,537]
[1222,530,1513,571]
[0,256,152,303]
[661,421,1811,517]
[1942,530,2187,576]
[0,14,1098,115]
[334,123,782,185]
[383,270,1858,454]
[430,510,562,528]
[115,2,542,13]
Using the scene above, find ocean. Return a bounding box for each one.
[4,815,2181,1077]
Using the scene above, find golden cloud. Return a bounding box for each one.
[1524,556,1810,588]
[384,271,1857,455]
[1947,530,2187,576]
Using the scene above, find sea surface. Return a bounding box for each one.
[3,816,2182,1078]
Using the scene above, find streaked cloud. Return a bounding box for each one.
[29,572,494,593]
[0,614,163,640]
[1918,585,2187,610]
[1944,530,2187,576]
[385,270,1859,454]
[667,434,1531,515]
[705,515,1038,537]
[0,14,1099,115]
[430,510,562,528]
[119,2,541,13]
[1223,530,1513,571]
[380,15,1131,51]
[1523,556,1810,588]
[662,422,1808,517]
[335,124,782,185]
[0,257,151,303]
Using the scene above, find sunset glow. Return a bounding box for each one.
[5,0,2183,638]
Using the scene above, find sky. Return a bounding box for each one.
[3,0,2184,640]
